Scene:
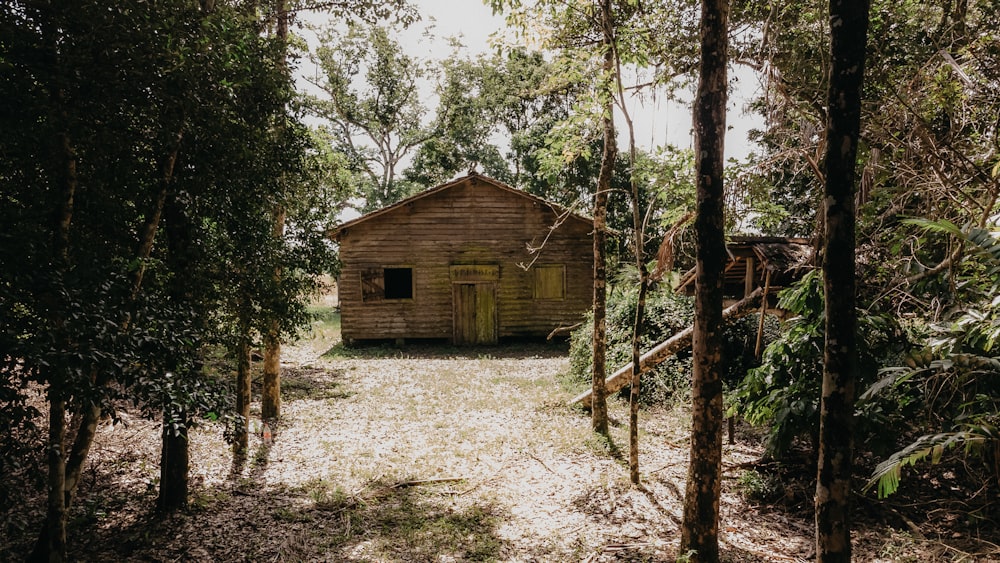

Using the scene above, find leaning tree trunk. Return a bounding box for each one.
[591,0,617,438]
[680,0,729,560]
[815,1,869,561]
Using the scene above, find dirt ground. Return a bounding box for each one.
[4,329,999,562]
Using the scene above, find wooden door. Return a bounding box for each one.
[452,282,498,345]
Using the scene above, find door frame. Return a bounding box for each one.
[450,265,499,345]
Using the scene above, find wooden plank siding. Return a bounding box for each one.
[334,174,594,344]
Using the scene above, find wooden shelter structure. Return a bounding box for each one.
[331,173,594,345]
[674,236,814,306]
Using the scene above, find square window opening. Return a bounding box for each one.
[383,267,413,299]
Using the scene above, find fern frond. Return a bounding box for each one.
[860,367,915,401]
[865,430,989,499]
[904,217,1000,265]
[902,217,964,238]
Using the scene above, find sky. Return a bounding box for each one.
[299,0,762,162]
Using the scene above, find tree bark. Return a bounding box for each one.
[32,74,79,562]
[157,410,189,513]
[38,397,67,563]
[262,0,289,425]
[235,329,253,457]
[590,0,617,438]
[262,332,281,422]
[628,235,647,485]
[680,0,729,559]
[815,1,869,561]
[158,170,194,514]
[261,203,286,423]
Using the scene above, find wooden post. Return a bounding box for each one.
[754,269,772,359]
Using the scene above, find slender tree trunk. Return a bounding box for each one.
[262,0,289,424]
[40,397,67,563]
[261,205,285,423]
[262,328,281,421]
[158,169,194,514]
[628,263,648,485]
[235,328,253,457]
[61,401,100,509]
[680,0,729,560]
[618,28,646,488]
[815,1,869,561]
[32,87,79,562]
[591,0,617,438]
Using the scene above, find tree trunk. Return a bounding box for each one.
[591,0,617,438]
[680,0,729,560]
[261,204,286,423]
[32,82,78,562]
[235,330,253,457]
[38,397,67,563]
[62,402,100,509]
[262,0,289,425]
[628,266,647,486]
[158,183,195,514]
[815,1,869,561]
[157,410,189,513]
[626,86,646,486]
[262,333,281,422]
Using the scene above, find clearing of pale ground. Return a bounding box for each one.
[9,313,995,562]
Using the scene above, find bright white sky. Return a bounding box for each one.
[298,0,761,162]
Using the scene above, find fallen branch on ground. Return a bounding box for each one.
[388,477,466,489]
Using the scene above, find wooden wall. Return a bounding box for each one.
[337,176,594,343]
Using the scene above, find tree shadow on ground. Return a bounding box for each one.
[303,477,513,562]
[323,338,571,361]
[24,471,512,562]
[566,478,781,562]
[279,365,351,401]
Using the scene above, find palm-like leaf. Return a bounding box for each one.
[865,427,992,498]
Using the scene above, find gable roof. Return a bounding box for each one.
[330,173,593,241]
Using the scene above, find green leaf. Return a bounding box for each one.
[865,429,989,498]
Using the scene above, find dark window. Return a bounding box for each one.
[383,267,413,299]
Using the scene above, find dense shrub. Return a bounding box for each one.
[730,270,912,459]
[569,270,778,407]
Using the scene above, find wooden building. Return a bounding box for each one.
[331,173,594,345]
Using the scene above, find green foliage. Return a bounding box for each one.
[0,1,335,527]
[865,426,995,499]
[570,274,694,406]
[735,469,783,503]
[731,271,910,458]
[307,23,431,212]
[569,268,774,406]
[862,218,1000,497]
